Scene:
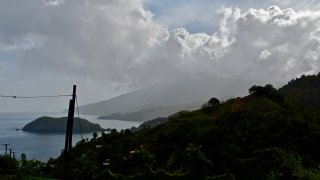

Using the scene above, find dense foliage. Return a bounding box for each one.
[0,154,52,179]
[279,73,320,109]
[2,74,320,179]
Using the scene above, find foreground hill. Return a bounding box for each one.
[22,116,103,133]
[42,75,320,179]
[279,73,320,109]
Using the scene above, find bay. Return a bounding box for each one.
[0,112,141,162]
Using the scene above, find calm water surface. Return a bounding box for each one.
[0,112,141,162]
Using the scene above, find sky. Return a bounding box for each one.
[0,0,320,112]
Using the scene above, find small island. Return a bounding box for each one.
[22,116,103,133]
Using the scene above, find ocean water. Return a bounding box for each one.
[0,112,141,162]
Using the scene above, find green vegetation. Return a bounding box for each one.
[279,73,320,109]
[201,97,221,109]
[2,74,320,179]
[22,116,103,133]
[130,117,169,132]
[0,153,59,180]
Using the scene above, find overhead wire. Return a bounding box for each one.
[0,89,85,162]
[0,91,84,139]
[0,94,72,99]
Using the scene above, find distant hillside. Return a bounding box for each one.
[97,102,201,121]
[278,73,320,109]
[79,75,254,118]
[22,116,102,133]
[130,117,169,132]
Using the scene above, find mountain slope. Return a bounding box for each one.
[97,102,201,121]
[79,75,254,117]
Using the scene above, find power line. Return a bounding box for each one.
[0,94,72,99]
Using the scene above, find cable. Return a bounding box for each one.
[0,94,72,99]
[0,91,83,138]
[75,95,83,139]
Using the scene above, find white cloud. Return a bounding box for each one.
[275,0,320,10]
[1,0,320,111]
[150,6,320,82]
[2,2,320,84]
[259,50,271,60]
[208,6,320,81]
[0,0,166,84]
[43,0,64,6]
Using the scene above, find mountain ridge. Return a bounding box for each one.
[79,75,255,119]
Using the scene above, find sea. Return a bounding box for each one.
[0,112,141,162]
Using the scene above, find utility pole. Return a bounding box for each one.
[12,152,16,159]
[3,144,10,155]
[63,85,76,179]
[9,149,13,158]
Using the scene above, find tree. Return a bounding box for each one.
[20,153,27,162]
[92,132,98,139]
[248,84,283,102]
[185,143,213,179]
[249,85,265,95]
[265,84,276,92]
[202,97,220,109]
[208,97,220,107]
[0,155,18,175]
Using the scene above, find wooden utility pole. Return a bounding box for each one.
[9,149,13,158]
[63,85,76,179]
[3,144,10,155]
